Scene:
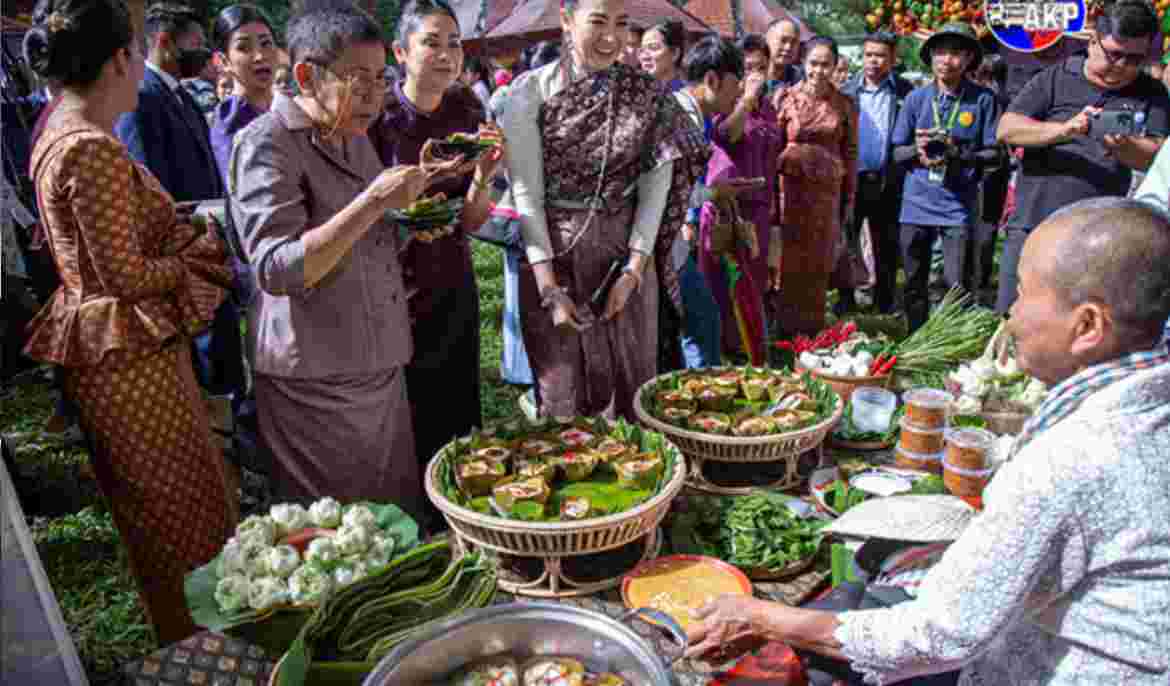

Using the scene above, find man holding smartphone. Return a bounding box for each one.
[890,24,1001,332]
[995,0,1169,313]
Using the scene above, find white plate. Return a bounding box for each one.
[849,472,914,498]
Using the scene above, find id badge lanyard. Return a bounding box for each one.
[928,93,962,183]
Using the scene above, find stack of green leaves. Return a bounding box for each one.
[278,538,497,686]
[673,494,827,574]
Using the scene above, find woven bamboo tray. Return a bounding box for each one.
[795,363,893,403]
[425,418,687,598]
[633,367,844,495]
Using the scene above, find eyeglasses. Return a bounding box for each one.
[314,63,389,96]
[1094,37,1147,68]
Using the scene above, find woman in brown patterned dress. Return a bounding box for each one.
[23,0,236,643]
[498,0,708,420]
[771,37,858,336]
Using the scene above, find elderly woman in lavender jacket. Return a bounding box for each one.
[229,4,449,515]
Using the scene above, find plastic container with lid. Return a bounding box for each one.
[852,387,898,433]
[894,446,943,474]
[898,416,946,454]
[943,459,994,497]
[902,388,953,429]
[945,427,996,471]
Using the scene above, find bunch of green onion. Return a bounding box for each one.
[893,288,1002,385]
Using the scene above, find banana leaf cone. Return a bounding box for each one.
[492,477,551,514]
[522,657,587,686]
[681,376,711,396]
[656,389,696,410]
[661,406,695,427]
[470,446,513,469]
[453,656,519,686]
[688,411,732,434]
[518,436,562,459]
[614,453,664,489]
[767,381,804,403]
[514,458,555,485]
[697,386,737,412]
[731,413,777,437]
[593,438,634,472]
[560,496,594,521]
[553,451,599,482]
[740,376,771,402]
[586,674,629,686]
[776,392,818,412]
[431,132,498,160]
[455,459,509,498]
[557,426,598,448]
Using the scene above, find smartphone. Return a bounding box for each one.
[589,257,626,316]
[1090,110,1137,140]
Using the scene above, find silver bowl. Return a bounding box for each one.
[362,602,686,685]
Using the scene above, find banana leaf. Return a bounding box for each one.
[184,501,419,655]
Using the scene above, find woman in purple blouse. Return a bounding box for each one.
[210,4,276,183]
[368,0,503,484]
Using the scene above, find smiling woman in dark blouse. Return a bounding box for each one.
[209,4,276,183]
[368,0,503,482]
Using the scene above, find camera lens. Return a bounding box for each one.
[924,139,948,160]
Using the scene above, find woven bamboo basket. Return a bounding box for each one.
[424,418,687,596]
[633,367,844,493]
[795,363,893,403]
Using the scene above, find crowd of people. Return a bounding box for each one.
[2,0,1169,681]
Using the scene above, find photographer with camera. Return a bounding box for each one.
[890,24,1001,331]
[995,0,1168,313]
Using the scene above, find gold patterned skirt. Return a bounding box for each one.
[65,343,236,644]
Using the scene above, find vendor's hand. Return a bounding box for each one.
[686,595,766,660]
[601,272,638,321]
[370,165,427,209]
[1062,106,1100,140]
[682,223,696,242]
[545,289,591,332]
[769,260,782,291]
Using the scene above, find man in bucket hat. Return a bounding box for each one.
[888,23,1002,331]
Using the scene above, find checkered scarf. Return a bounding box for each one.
[1010,344,1170,459]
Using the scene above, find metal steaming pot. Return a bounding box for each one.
[361,602,687,685]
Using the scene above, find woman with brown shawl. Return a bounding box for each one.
[22,0,236,643]
[498,0,708,420]
[771,37,858,336]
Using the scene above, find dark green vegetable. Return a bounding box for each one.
[278,538,496,686]
[950,415,988,430]
[432,132,498,159]
[827,480,871,513]
[908,474,947,495]
[674,494,826,573]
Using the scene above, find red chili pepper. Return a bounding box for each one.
[841,321,857,339]
[868,353,885,376]
[775,340,794,351]
[876,355,898,376]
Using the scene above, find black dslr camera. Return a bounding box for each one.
[920,128,954,163]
